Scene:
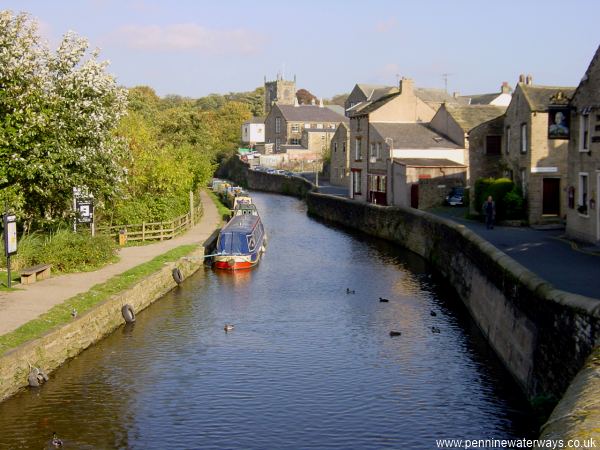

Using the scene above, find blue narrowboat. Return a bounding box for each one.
[214,213,266,270]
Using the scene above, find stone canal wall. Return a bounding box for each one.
[304,192,600,403]
[0,247,205,403]
[217,156,314,199]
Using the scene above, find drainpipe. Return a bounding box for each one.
[366,114,370,203]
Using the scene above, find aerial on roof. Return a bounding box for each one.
[275,104,348,122]
[519,84,576,111]
[371,122,461,149]
[444,104,507,131]
[393,158,466,167]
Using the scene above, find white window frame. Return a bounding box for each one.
[316,123,323,129]
[304,123,310,129]
[578,172,589,217]
[580,113,590,152]
[275,117,281,133]
[291,123,300,133]
[352,171,362,195]
[354,138,361,161]
[370,143,375,158]
[376,142,382,160]
[520,123,527,154]
[520,168,527,196]
[275,138,281,151]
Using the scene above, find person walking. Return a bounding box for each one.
[483,195,496,229]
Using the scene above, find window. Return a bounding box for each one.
[376,142,382,159]
[486,136,502,155]
[333,142,338,153]
[290,138,300,145]
[352,171,362,195]
[316,123,323,129]
[291,124,300,133]
[520,123,527,153]
[369,175,386,192]
[275,117,281,133]
[328,123,336,129]
[578,173,589,215]
[506,126,511,154]
[357,117,361,132]
[354,138,362,161]
[304,123,310,129]
[276,138,281,151]
[342,142,346,153]
[370,143,375,158]
[580,114,590,152]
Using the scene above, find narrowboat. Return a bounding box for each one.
[213,213,266,270]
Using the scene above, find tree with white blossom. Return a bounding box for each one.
[0,10,128,230]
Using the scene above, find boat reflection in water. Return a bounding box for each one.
[213,209,266,270]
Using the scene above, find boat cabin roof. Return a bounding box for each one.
[221,214,261,234]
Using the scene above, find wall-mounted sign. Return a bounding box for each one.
[548,107,570,140]
[3,214,17,256]
[531,167,558,173]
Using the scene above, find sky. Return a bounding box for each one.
[3,0,600,99]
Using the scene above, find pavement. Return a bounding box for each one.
[0,190,220,336]
[299,173,349,197]
[429,207,600,299]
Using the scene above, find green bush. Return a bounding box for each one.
[1,230,117,273]
[474,177,525,221]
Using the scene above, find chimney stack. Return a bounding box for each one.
[519,74,525,83]
[294,97,299,107]
[452,91,460,98]
[311,98,316,106]
[501,81,511,94]
[319,98,324,108]
[525,74,533,85]
[399,77,414,95]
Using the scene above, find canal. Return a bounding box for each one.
[0,192,536,449]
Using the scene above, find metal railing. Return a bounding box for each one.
[97,205,203,243]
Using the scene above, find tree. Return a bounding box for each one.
[296,88,318,105]
[0,11,128,230]
[326,93,349,107]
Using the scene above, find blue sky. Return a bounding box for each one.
[4,0,600,98]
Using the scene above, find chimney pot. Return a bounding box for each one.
[519,74,525,83]
[526,74,533,85]
[319,98,324,108]
[452,91,459,98]
[399,77,414,95]
[501,82,511,94]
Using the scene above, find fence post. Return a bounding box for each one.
[189,191,194,227]
[142,222,146,242]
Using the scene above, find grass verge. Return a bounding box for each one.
[205,188,231,222]
[0,244,198,356]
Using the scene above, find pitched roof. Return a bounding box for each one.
[415,88,468,105]
[572,45,600,106]
[461,93,499,105]
[519,84,576,111]
[324,104,345,115]
[444,104,507,131]
[371,122,462,149]
[351,92,400,115]
[393,158,466,167]
[276,104,347,122]
[356,84,391,97]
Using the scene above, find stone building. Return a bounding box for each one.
[429,103,507,211]
[348,77,439,202]
[460,82,513,106]
[329,123,350,187]
[264,101,347,155]
[264,75,296,115]
[566,45,600,245]
[502,75,575,225]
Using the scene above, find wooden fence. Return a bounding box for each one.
[97,205,203,243]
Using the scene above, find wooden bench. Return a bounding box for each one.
[20,264,52,285]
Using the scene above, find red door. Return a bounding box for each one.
[542,178,560,215]
[410,184,419,208]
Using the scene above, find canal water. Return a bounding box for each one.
[0,192,536,449]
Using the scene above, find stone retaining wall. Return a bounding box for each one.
[0,247,205,403]
[305,192,600,403]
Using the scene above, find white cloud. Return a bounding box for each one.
[107,23,266,55]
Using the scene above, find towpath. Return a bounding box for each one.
[430,207,600,299]
[0,190,220,336]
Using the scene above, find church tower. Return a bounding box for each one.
[264,74,297,114]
